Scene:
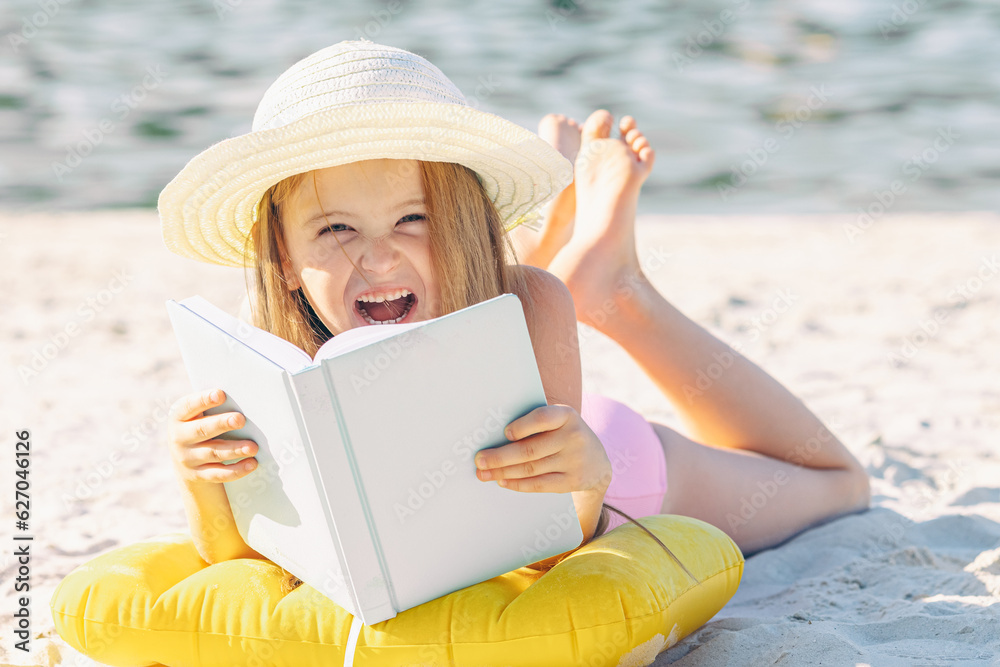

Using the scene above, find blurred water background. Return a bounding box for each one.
[2,0,997,215]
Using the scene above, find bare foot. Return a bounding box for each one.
[546,110,656,331]
[509,113,582,269]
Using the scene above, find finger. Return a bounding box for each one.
[182,438,258,468]
[495,472,569,494]
[480,453,563,483]
[503,405,574,442]
[170,388,227,423]
[475,431,561,471]
[186,459,258,483]
[176,411,246,447]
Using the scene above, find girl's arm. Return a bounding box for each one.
[176,476,265,564]
[168,390,267,563]
[507,265,609,546]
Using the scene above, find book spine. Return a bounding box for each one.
[289,366,398,623]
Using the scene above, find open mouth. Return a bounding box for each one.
[355,290,417,325]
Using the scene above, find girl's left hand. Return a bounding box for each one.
[474,404,611,496]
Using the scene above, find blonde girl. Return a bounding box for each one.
[161,41,870,570]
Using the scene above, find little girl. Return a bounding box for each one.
[162,40,869,569]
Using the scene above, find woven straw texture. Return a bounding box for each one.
[158,40,573,268]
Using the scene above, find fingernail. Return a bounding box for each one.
[498,479,507,488]
[229,415,239,427]
[479,469,492,481]
[244,460,255,471]
[211,390,221,402]
[504,428,513,440]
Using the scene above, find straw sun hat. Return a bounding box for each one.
[158,39,574,268]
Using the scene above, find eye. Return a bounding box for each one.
[397,213,426,225]
[317,223,353,237]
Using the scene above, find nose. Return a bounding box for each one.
[358,232,400,274]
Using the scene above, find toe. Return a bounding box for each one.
[538,113,566,136]
[638,145,655,169]
[625,128,642,144]
[619,115,636,136]
[582,109,613,142]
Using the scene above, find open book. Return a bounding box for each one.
[165,293,583,625]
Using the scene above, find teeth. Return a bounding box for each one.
[361,312,406,325]
[357,288,415,325]
[357,288,411,303]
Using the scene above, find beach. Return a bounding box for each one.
[2,210,998,666]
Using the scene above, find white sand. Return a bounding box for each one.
[2,211,998,666]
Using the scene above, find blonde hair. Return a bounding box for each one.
[242,160,533,357]
[240,159,695,582]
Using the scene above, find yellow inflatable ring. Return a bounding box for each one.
[51,514,742,667]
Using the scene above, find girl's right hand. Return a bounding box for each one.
[168,388,258,483]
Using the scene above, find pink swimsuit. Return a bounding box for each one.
[579,392,668,531]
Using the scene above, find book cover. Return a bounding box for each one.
[165,294,584,624]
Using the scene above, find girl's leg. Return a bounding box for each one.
[542,110,869,551]
[508,114,581,269]
[650,421,866,555]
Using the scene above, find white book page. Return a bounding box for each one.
[310,293,513,363]
[180,294,509,372]
[311,320,427,362]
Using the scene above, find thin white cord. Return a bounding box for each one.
[343,616,364,667]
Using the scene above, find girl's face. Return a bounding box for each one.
[280,159,441,335]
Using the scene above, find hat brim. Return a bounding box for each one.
[158,102,573,268]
